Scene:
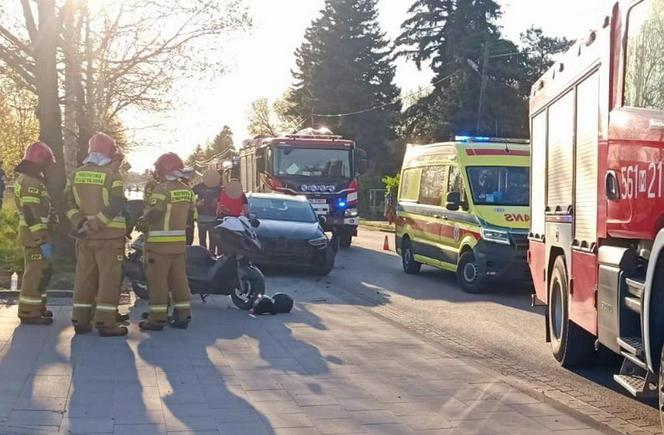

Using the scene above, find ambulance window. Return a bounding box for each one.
[624,0,664,110]
[399,168,421,202]
[448,166,463,195]
[419,165,448,206]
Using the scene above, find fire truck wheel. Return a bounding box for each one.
[401,239,421,275]
[548,256,595,367]
[457,251,485,293]
[659,345,664,428]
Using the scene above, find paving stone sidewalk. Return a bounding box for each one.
[0,292,610,435]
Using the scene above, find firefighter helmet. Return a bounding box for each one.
[272,293,294,314]
[88,132,122,158]
[23,142,56,167]
[154,152,184,178]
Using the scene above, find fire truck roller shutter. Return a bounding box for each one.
[574,71,600,247]
[531,112,547,239]
[547,91,575,214]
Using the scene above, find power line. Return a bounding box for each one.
[311,69,460,119]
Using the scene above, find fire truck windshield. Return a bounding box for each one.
[467,167,529,207]
[275,148,351,178]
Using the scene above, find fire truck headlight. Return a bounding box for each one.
[480,227,510,246]
[344,208,358,217]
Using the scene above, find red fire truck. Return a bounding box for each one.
[529,0,664,413]
[239,129,367,247]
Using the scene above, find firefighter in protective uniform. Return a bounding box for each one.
[138,153,195,331]
[66,133,128,337]
[13,142,57,325]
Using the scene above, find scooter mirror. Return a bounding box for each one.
[250,218,261,228]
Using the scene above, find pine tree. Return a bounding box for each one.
[397,0,529,140]
[206,125,234,159]
[186,144,205,167]
[288,0,401,169]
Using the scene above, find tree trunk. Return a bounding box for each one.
[34,0,69,256]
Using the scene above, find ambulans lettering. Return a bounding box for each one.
[505,214,530,222]
[620,163,664,200]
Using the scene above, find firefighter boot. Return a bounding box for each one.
[139,320,165,331]
[98,325,128,337]
[20,316,53,325]
[74,323,92,334]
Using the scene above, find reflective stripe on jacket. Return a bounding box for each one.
[144,180,195,254]
[14,174,51,248]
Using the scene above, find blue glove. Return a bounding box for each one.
[40,243,53,259]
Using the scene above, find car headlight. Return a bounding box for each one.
[344,208,358,218]
[480,227,510,245]
[308,236,328,247]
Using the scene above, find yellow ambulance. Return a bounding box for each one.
[395,136,531,292]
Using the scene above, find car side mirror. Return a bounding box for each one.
[250,218,260,228]
[318,215,327,226]
[446,191,461,211]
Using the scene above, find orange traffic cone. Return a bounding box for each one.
[383,235,390,251]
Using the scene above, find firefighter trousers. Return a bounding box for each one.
[72,238,125,329]
[18,247,51,319]
[145,251,191,325]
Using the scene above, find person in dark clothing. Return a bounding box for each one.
[0,161,5,209]
[193,169,222,254]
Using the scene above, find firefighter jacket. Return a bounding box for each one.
[142,180,195,254]
[65,163,127,239]
[14,171,51,248]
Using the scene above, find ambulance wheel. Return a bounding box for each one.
[659,345,664,428]
[401,239,421,275]
[231,266,265,310]
[548,256,594,367]
[132,281,149,300]
[457,251,485,293]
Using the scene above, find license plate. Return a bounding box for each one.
[311,199,327,204]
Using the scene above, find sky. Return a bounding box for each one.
[125,0,611,172]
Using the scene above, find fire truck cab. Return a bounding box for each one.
[239,129,367,248]
[529,0,664,413]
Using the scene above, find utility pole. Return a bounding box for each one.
[476,43,490,135]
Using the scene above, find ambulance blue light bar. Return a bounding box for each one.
[455,135,530,145]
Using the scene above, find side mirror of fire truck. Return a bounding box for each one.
[446,191,461,211]
[355,148,368,175]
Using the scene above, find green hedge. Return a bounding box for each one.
[0,203,23,274]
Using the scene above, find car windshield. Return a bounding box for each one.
[275,147,351,178]
[249,197,318,223]
[467,166,530,206]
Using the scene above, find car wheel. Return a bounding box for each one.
[231,266,265,310]
[548,256,595,367]
[457,251,485,293]
[659,345,664,428]
[313,246,336,276]
[339,231,353,249]
[132,281,149,300]
[401,239,421,274]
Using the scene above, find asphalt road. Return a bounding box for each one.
[303,228,660,430]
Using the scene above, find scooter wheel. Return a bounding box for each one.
[231,266,265,310]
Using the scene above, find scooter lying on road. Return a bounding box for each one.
[123,200,266,310]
